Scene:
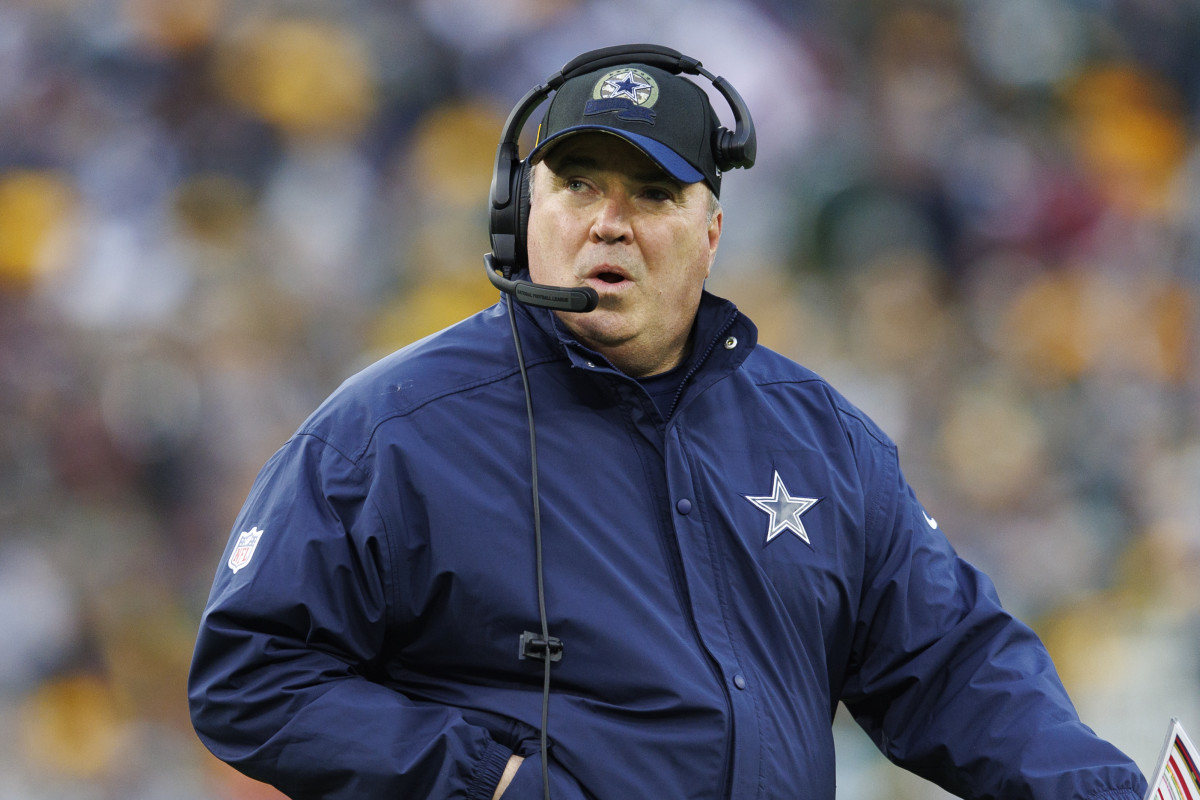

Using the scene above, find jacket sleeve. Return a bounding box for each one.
[840,442,1147,800]
[187,433,512,800]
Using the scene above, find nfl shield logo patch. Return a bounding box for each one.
[228,527,264,573]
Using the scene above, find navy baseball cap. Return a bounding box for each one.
[528,63,724,196]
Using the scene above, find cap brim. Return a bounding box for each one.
[529,126,705,185]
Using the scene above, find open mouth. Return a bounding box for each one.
[597,272,626,284]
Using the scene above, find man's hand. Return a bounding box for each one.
[492,754,524,799]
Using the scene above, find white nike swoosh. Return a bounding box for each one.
[923,511,938,529]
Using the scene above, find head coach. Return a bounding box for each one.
[188,44,1147,800]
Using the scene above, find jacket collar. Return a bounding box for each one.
[508,288,758,380]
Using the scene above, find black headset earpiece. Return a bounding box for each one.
[708,75,757,170]
[515,160,532,272]
[486,43,756,289]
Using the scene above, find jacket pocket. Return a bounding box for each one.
[500,749,592,800]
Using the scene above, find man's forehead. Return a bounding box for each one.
[539,132,685,184]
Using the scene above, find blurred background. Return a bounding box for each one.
[0,0,1197,797]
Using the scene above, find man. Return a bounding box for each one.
[189,48,1148,799]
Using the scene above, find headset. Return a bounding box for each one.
[482,44,755,800]
[484,43,757,311]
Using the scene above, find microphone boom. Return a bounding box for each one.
[485,255,599,313]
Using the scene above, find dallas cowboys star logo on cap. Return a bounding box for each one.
[602,70,653,104]
[744,471,820,545]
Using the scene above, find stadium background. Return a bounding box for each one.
[0,0,1197,797]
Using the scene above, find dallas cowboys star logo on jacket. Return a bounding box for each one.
[744,471,820,545]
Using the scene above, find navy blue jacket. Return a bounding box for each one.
[189,292,1146,799]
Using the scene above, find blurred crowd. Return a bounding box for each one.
[1,0,1198,797]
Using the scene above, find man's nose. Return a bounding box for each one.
[590,193,633,244]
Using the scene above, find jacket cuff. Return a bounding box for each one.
[466,739,514,800]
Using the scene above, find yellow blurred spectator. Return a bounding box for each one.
[0,170,76,290]
[214,18,376,140]
[19,673,130,779]
[368,101,507,352]
[1064,63,1190,216]
[369,272,500,354]
[999,268,1195,385]
[408,102,507,208]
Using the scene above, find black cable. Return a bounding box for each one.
[505,297,553,800]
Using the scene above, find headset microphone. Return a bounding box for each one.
[483,254,598,312]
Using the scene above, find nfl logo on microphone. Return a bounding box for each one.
[228,526,264,573]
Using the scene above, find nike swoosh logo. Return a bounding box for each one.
[923,511,938,529]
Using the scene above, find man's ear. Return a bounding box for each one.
[706,207,723,274]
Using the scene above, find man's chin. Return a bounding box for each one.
[556,311,633,352]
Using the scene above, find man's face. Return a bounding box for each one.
[525,133,722,377]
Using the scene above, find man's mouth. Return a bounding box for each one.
[584,266,632,287]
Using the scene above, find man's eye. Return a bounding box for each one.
[643,187,672,202]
